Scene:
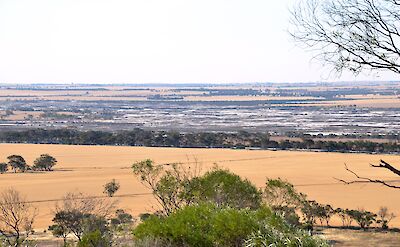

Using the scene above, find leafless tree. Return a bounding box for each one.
[0,188,37,247]
[290,0,400,76]
[337,160,400,189]
[55,191,117,218]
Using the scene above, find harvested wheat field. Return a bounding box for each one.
[0,143,399,230]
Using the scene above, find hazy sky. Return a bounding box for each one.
[0,0,399,84]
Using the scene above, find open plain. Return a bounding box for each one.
[1,82,400,135]
[0,143,399,230]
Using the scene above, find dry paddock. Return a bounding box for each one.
[0,143,399,229]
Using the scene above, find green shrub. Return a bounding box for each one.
[133,203,327,247]
[185,169,262,209]
[77,230,111,247]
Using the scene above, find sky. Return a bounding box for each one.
[0,0,399,84]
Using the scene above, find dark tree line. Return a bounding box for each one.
[0,129,399,154]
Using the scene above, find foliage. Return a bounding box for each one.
[346,209,377,229]
[52,211,110,243]
[1,129,400,154]
[33,154,57,171]
[185,168,262,209]
[48,224,69,246]
[133,203,327,247]
[138,213,152,222]
[0,188,37,247]
[77,230,111,247]
[315,204,334,226]
[52,210,86,241]
[7,155,27,173]
[132,159,184,215]
[264,178,305,209]
[0,162,8,174]
[132,160,261,215]
[335,208,354,227]
[263,178,306,227]
[110,209,134,226]
[300,200,320,230]
[103,179,120,197]
[50,191,116,243]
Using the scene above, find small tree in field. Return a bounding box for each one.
[33,154,57,171]
[0,162,8,174]
[103,179,120,197]
[7,155,27,173]
[0,188,37,247]
[335,208,354,227]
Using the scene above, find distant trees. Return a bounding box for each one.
[103,179,120,197]
[33,154,57,171]
[1,129,399,154]
[7,155,27,173]
[0,162,8,173]
[0,188,37,247]
[0,154,57,174]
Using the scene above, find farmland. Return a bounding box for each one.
[0,143,399,230]
[1,82,400,136]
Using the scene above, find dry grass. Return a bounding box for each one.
[320,228,400,247]
[0,143,399,230]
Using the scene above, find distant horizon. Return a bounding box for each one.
[1,80,400,86]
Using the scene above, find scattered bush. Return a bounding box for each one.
[103,179,120,197]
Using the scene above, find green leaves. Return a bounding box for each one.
[133,203,327,247]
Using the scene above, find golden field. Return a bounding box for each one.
[0,143,399,229]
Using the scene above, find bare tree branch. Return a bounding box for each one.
[370,159,400,176]
[335,163,400,189]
